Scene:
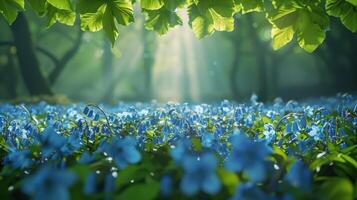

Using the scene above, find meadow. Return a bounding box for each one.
[0,94,356,200]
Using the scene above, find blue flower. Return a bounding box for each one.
[180,153,221,196]
[83,106,90,115]
[83,172,97,195]
[104,173,115,197]
[160,175,173,197]
[263,123,275,142]
[285,160,312,192]
[286,122,299,134]
[230,183,273,200]
[79,151,95,164]
[93,113,100,121]
[299,116,307,130]
[39,127,67,158]
[5,149,33,169]
[308,125,323,141]
[202,133,215,147]
[22,165,76,200]
[170,139,191,163]
[225,133,271,182]
[103,136,141,169]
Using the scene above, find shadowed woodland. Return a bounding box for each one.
[1,8,356,103]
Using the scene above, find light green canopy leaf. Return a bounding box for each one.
[77,0,134,45]
[47,0,72,11]
[0,0,24,24]
[0,0,356,51]
[268,1,329,52]
[188,0,235,38]
[144,7,183,35]
[141,0,164,10]
[326,0,357,32]
[46,4,76,27]
[235,0,264,13]
[27,0,46,15]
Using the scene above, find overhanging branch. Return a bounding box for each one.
[0,41,60,66]
[48,26,83,85]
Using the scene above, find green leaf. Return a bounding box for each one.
[320,178,354,200]
[115,165,150,188]
[116,182,160,200]
[272,145,288,161]
[164,0,187,10]
[9,0,23,9]
[47,0,72,11]
[141,0,164,10]
[268,1,329,51]
[341,6,357,32]
[340,154,357,168]
[309,153,346,170]
[78,0,133,43]
[209,0,235,17]
[0,0,24,24]
[188,0,235,38]
[70,164,91,181]
[77,0,104,14]
[210,8,234,31]
[103,5,119,46]
[235,0,264,13]
[144,7,182,35]
[46,4,76,27]
[269,8,298,30]
[296,11,326,52]
[217,168,239,194]
[27,0,46,15]
[326,0,357,32]
[108,0,134,26]
[346,0,357,6]
[326,0,350,17]
[188,3,214,38]
[192,137,202,151]
[80,4,105,32]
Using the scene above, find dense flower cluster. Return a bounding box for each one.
[0,94,356,200]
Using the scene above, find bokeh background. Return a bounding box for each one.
[1,8,357,103]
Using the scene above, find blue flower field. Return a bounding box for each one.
[0,94,356,200]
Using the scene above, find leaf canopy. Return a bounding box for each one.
[0,0,356,51]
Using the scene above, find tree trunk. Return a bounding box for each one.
[101,36,116,103]
[10,13,52,95]
[247,15,268,102]
[5,50,18,98]
[229,19,240,101]
[103,38,113,78]
[142,28,154,101]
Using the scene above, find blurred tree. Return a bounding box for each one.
[0,13,82,96]
[227,17,241,101]
[0,48,18,98]
[141,27,156,100]
[10,13,52,95]
[316,19,357,93]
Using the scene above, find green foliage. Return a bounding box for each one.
[46,4,75,27]
[268,0,329,52]
[188,0,235,39]
[116,181,160,200]
[0,0,357,51]
[143,7,183,35]
[326,0,357,32]
[235,0,264,13]
[0,0,24,24]
[319,178,354,200]
[77,0,134,45]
